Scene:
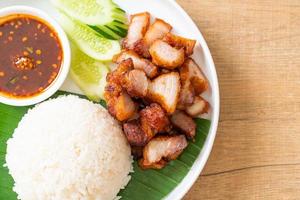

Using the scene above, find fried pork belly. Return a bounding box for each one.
[147,72,181,114]
[177,81,195,109]
[105,59,137,121]
[105,89,137,122]
[140,103,170,139]
[182,58,208,95]
[163,33,196,56]
[186,96,209,117]
[123,119,148,147]
[113,50,158,78]
[113,91,137,121]
[106,58,134,84]
[105,60,131,116]
[149,40,185,69]
[123,69,149,98]
[136,19,172,57]
[139,135,188,169]
[123,103,170,146]
[123,12,150,50]
[171,111,196,139]
[177,58,208,108]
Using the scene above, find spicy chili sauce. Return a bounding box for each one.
[0,14,63,98]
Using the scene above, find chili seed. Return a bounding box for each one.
[0,71,4,77]
[36,60,42,65]
[22,37,28,42]
[36,49,42,55]
[52,64,58,69]
[26,47,33,53]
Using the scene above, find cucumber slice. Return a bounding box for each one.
[91,20,128,40]
[111,20,128,30]
[89,26,116,40]
[51,0,127,25]
[107,25,127,37]
[90,25,121,40]
[59,13,120,61]
[70,45,109,101]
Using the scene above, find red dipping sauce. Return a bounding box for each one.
[0,14,63,98]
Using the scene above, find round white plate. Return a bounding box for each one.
[0,0,220,199]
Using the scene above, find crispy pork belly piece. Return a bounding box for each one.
[114,91,137,121]
[171,111,196,139]
[105,89,137,122]
[140,103,170,139]
[177,81,195,109]
[163,33,196,56]
[106,58,134,84]
[182,58,208,95]
[113,50,158,78]
[139,135,188,169]
[177,58,208,108]
[145,19,172,46]
[123,12,150,50]
[123,69,149,98]
[105,60,137,121]
[186,96,210,117]
[147,72,181,114]
[123,120,148,147]
[149,40,185,69]
[105,81,122,102]
[136,19,172,57]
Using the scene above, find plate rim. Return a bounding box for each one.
[164,1,220,199]
[0,0,220,199]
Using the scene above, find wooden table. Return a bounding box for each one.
[176,0,300,199]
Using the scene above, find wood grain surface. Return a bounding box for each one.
[176,0,300,199]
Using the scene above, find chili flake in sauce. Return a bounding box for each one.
[0,14,62,98]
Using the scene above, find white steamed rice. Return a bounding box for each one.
[5,95,133,200]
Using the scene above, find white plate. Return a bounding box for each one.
[0,0,220,199]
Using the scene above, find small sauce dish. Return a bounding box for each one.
[0,6,70,106]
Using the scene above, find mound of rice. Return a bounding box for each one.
[5,95,133,200]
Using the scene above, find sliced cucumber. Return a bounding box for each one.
[105,21,128,37]
[59,13,120,61]
[90,21,128,40]
[51,0,127,26]
[105,25,127,38]
[111,20,128,30]
[89,25,121,40]
[70,45,109,102]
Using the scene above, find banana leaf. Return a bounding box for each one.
[0,91,210,200]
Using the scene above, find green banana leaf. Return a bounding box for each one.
[0,91,210,200]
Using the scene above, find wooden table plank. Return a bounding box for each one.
[176,0,300,199]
